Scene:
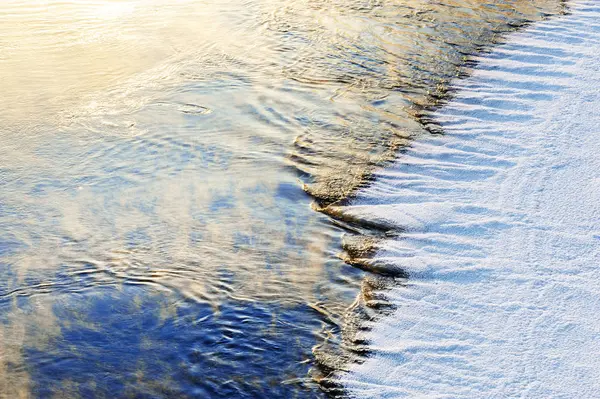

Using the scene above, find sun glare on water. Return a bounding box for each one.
[0,0,226,129]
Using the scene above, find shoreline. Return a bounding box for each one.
[336,1,600,397]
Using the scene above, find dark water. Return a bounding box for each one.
[0,0,564,397]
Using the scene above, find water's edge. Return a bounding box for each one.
[0,1,572,396]
[336,1,600,396]
[310,1,570,396]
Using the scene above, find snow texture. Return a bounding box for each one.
[339,2,600,398]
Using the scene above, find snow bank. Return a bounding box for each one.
[339,2,600,397]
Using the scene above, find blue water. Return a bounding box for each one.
[17,287,320,397]
[0,73,367,396]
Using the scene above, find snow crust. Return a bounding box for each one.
[339,2,600,397]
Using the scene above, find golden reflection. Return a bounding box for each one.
[0,0,251,128]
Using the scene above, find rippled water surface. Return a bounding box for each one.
[1,0,564,397]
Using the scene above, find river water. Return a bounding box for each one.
[0,1,564,397]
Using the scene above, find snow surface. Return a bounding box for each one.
[339,2,600,397]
